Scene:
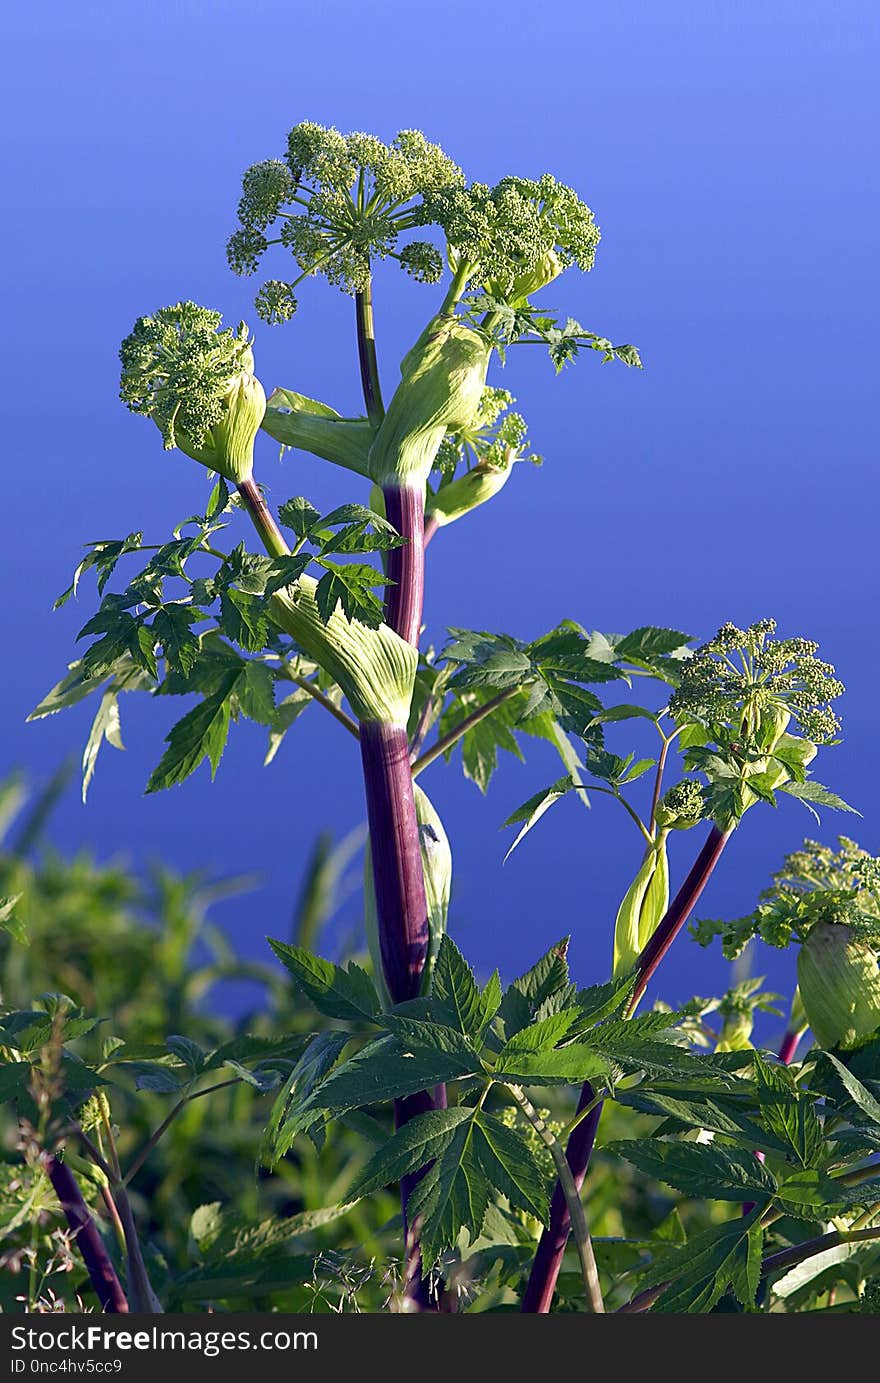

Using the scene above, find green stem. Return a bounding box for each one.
[508,1084,605,1313]
[281,668,361,741]
[355,282,385,426]
[411,688,520,778]
[438,260,472,316]
[123,1078,242,1187]
[114,1183,163,1312]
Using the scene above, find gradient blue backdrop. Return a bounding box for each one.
[3,1,878,1039]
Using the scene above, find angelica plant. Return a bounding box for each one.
[23,116,880,1320]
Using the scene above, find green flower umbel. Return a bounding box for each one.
[119,302,266,485]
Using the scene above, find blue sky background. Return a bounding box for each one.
[2,1,878,1041]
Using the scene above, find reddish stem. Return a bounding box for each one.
[521,823,732,1313]
[383,485,425,648]
[43,1155,129,1313]
[360,722,429,1003]
[778,1027,801,1066]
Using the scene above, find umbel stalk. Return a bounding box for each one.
[522,823,732,1312]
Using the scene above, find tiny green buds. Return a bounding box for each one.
[797,920,880,1050]
[227,123,462,321]
[670,619,844,747]
[426,386,540,528]
[421,174,600,300]
[654,778,705,831]
[119,303,266,485]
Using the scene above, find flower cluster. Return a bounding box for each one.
[669,619,844,746]
[227,123,462,319]
[420,173,600,299]
[771,835,880,907]
[655,777,705,830]
[433,387,540,480]
[118,302,254,451]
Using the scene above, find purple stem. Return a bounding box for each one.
[423,513,439,550]
[383,485,425,649]
[521,823,733,1313]
[777,1028,801,1066]
[744,1022,802,1214]
[360,721,430,1004]
[43,1155,129,1313]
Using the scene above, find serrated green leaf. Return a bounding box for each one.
[386,1016,480,1066]
[780,781,860,820]
[278,496,321,538]
[773,1168,880,1216]
[609,1139,777,1202]
[613,1087,788,1155]
[220,588,269,652]
[406,1115,490,1267]
[431,937,483,1037]
[636,1209,762,1314]
[153,604,201,677]
[295,1036,478,1126]
[753,1053,825,1168]
[502,776,575,859]
[614,627,692,662]
[314,561,387,627]
[498,939,571,1037]
[235,662,275,724]
[262,1031,349,1164]
[261,555,312,597]
[145,675,236,793]
[267,941,380,1023]
[823,1053,880,1128]
[264,688,312,765]
[81,687,124,803]
[472,1112,551,1223]
[347,1107,474,1201]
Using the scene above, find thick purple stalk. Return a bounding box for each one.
[360,721,429,1003]
[778,1028,801,1066]
[43,1155,129,1313]
[383,485,425,648]
[522,823,733,1313]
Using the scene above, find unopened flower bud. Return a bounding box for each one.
[369,316,491,489]
[507,248,563,305]
[797,921,880,1050]
[716,1010,754,1053]
[179,367,267,485]
[612,836,670,978]
[654,778,705,831]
